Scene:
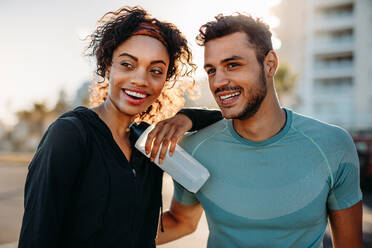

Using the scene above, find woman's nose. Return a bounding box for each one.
[130,68,148,87]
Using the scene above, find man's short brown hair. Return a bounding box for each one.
[196,13,273,66]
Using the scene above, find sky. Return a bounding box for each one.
[0,0,280,126]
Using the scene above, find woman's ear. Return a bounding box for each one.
[264,50,278,78]
[106,66,111,81]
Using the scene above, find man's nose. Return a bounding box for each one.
[212,71,230,89]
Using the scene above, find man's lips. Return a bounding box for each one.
[122,89,149,105]
[216,90,241,106]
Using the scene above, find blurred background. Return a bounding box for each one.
[1,0,372,247]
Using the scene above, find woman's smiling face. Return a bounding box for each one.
[106,35,169,117]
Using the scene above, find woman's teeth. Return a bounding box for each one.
[125,90,147,99]
[219,92,240,100]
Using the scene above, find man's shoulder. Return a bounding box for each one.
[291,111,354,150]
[179,119,227,152]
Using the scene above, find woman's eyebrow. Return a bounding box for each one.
[118,53,166,66]
[150,60,167,66]
[118,52,138,61]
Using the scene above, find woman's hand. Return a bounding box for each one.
[145,113,193,164]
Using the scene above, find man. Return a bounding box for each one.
[146,14,363,247]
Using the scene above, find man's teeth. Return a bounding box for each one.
[219,92,240,100]
[125,90,147,99]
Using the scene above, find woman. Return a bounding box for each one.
[18,6,194,248]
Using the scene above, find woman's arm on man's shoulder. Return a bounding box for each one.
[177,108,223,131]
[145,108,223,163]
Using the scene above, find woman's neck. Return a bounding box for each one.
[92,99,134,139]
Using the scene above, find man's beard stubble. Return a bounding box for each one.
[220,67,267,120]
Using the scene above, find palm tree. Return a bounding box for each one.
[274,62,299,107]
[275,62,297,96]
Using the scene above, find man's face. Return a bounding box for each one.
[204,32,267,120]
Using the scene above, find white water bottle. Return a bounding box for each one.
[135,125,210,193]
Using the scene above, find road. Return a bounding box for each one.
[1,162,372,247]
[0,162,27,246]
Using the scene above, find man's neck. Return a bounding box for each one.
[232,97,286,142]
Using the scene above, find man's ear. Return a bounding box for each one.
[264,50,278,78]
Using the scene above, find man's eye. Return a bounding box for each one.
[206,68,216,75]
[227,63,240,69]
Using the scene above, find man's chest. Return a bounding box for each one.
[194,142,331,226]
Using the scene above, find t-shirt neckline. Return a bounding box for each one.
[228,108,292,147]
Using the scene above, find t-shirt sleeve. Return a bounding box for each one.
[327,132,362,211]
[19,118,86,248]
[177,108,223,132]
[173,180,199,206]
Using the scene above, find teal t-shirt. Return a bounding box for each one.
[174,109,362,248]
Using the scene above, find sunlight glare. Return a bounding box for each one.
[193,0,281,25]
[186,0,282,70]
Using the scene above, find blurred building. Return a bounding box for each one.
[272,0,372,130]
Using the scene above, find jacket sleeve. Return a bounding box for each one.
[177,108,223,132]
[18,118,86,248]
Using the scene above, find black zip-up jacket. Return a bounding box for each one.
[19,107,163,248]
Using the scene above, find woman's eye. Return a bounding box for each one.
[151,68,163,75]
[121,62,133,68]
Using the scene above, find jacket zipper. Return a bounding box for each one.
[129,154,138,248]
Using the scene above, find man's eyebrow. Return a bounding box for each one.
[118,52,138,61]
[221,55,243,64]
[204,63,213,69]
[204,55,244,69]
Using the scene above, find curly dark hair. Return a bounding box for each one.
[86,6,196,123]
[196,13,273,67]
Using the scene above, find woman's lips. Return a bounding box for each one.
[122,89,149,105]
